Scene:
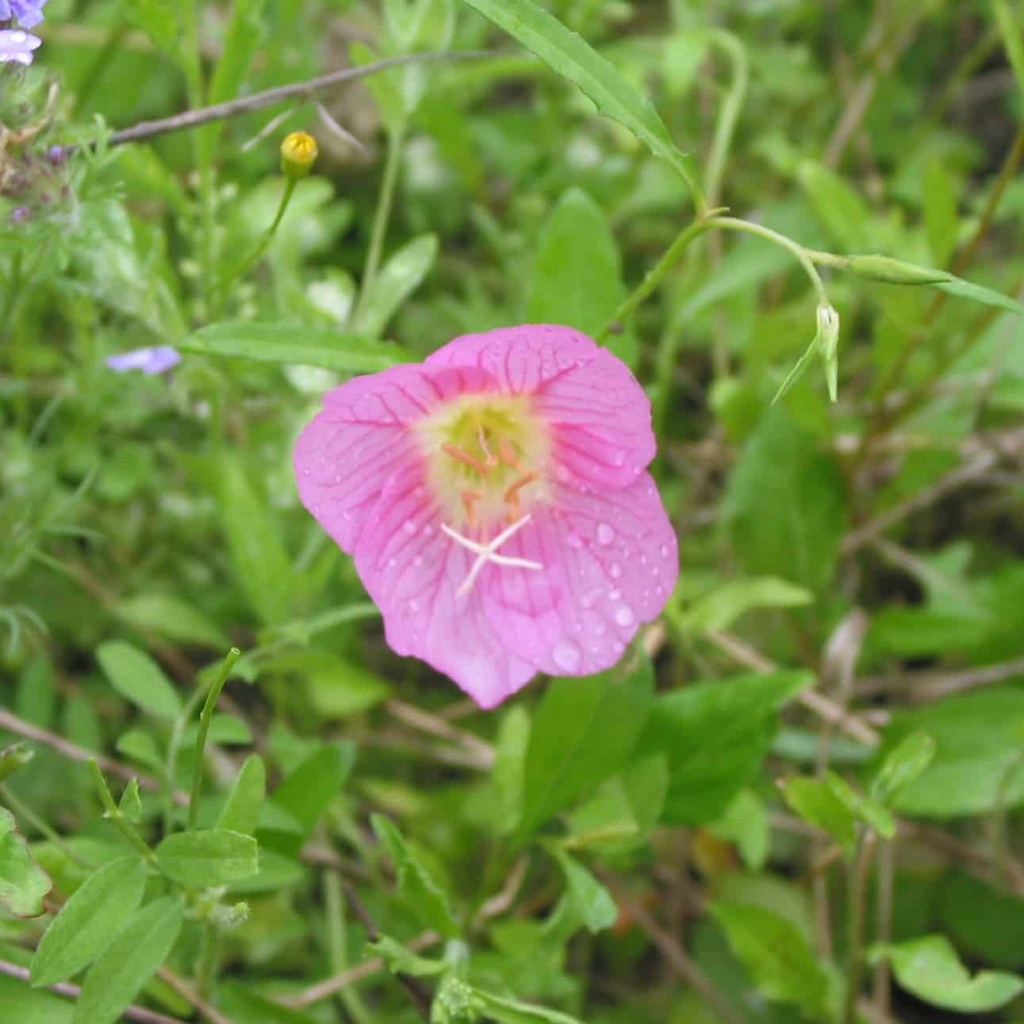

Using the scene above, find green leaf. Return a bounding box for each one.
[459,0,698,192]
[0,806,51,917]
[30,858,146,988]
[994,0,1024,100]
[368,934,449,977]
[923,158,959,267]
[0,742,34,783]
[881,687,1024,818]
[472,988,585,1024]
[724,408,848,592]
[372,814,460,937]
[518,657,655,838]
[870,731,936,805]
[209,0,266,107]
[873,934,1024,1012]
[0,973,73,1024]
[640,670,811,825]
[932,275,1024,316]
[123,0,179,58]
[272,744,354,839]
[96,641,182,721]
[219,983,323,1024]
[549,847,617,933]
[217,755,266,836]
[825,772,895,838]
[781,776,857,851]
[216,453,293,627]
[155,830,259,888]
[527,187,635,367]
[180,322,407,374]
[73,896,185,1024]
[798,161,872,251]
[354,234,438,338]
[678,577,812,633]
[115,594,231,650]
[711,901,834,1020]
[710,789,770,871]
[117,779,142,823]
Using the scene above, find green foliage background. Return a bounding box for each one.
[3,0,1024,1022]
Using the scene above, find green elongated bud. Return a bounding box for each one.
[847,255,951,286]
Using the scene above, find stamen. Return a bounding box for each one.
[441,514,544,596]
[498,437,529,474]
[461,489,483,529]
[442,442,491,477]
[477,426,499,468]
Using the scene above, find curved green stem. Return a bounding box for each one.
[188,648,241,831]
[354,126,406,327]
[703,30,749,210]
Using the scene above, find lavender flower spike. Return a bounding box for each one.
[0,29,41,65]
[105,346,182,375]
[1,1,49,29]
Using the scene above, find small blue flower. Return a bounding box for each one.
[105,346,182,375]
[0,28,40,65]
[0,1,49,29]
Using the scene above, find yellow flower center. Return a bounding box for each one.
[416,394,549,533]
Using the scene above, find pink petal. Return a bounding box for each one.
[480,472,677,678]
[294,362,494,552]
[355,457,537,708]
[426,324,655,489]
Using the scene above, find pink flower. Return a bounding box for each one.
[294,325,678,708]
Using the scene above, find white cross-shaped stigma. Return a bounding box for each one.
[441,514,543,596]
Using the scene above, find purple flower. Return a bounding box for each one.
[0,28,40,65]
[0,1,48,29]
[10,206,29,223]
[105,346,182,375]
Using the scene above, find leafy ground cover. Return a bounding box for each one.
[3,1,1024,1022]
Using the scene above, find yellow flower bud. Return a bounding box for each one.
[280,131,318,179]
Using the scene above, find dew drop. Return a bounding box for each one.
[556,465,572,483]
[609,588,622,601]
[387,558,396,568]
[422,524,435,536]
[552,638,582,673]
[613,450,626,467]
[402,520,416,534]
[410,600,419,612]
[610,563,622,579]
[640,554,648,566]
[413,556,423,567]
[615,605,635,627]
[597,523,615,546]
[567,531,584,550]
[659,544,670,557]
[593,621,607,636]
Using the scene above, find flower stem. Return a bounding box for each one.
[188,648,241,831]
[213,180,298,304]
[195,921,220,1003]
[703,30,749,211]
[354,126,406,329]
[325,865,373,1024]
[842,830,877,1024]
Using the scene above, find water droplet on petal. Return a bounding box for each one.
[613,450,626,467]
[610,563,622,579]
[402,520,416,534]
[387,558,396,568]
[556,465,572,483]
[593,621,607,636]
[615,605,635,627]
[609,588,622,601]
[552,638,582,673]
[410,600,419,612]
[423,524,434,536]
[659,544,670,557]
[567,531,584,550]
[597,523,614,545]
[413,556,423,567]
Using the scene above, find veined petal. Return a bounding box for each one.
[481,472,677,678]
[294,362,495,552]
[356,458,536,708]
[427,324,655,489]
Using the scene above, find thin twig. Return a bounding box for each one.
[0,960,187,1024]
[705,628,879,747]
[386,699,495,768]
[289,931,440,1008]
[873,838,896,1018]
[341,880,433,1019]
[597,874,744,1024]
[103,51,491,148]
[858,657,1024,701]
[0,707,187,804]
[156,968,234,1024]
